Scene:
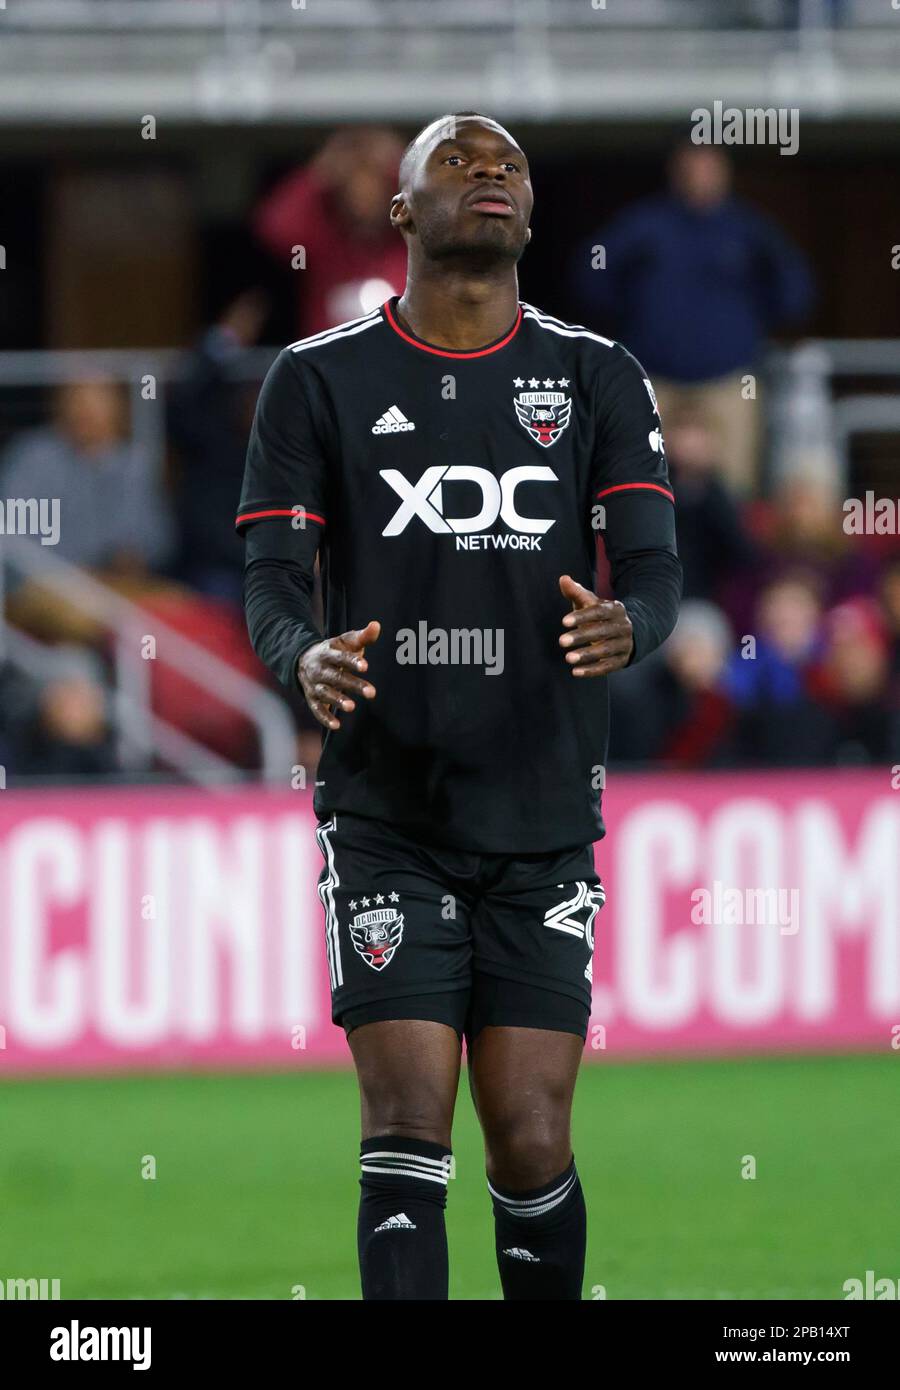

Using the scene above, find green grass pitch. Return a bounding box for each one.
[1,1054,896,1300]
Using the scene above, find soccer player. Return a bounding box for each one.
[238,113,681,1301]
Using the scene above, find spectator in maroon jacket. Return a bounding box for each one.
[768,473,881,603]
[253,127,407,336]
[879,560,900,678]
[731,471,881,638]
[809,598,899,765]
[657,601,739,767]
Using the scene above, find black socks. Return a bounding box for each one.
[489,1158,586,1300]
[358,1136,452,1300]
[358,1140,585,1300]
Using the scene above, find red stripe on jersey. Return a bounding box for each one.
[383,298,523,358]
[595,482,675,504]
[235,508,326,528]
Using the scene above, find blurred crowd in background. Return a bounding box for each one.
[0,126,898,784]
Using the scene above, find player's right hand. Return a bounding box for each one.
[297,621,380,731]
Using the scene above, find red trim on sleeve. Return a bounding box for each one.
[383,298,522,358]
[235,508,326,529]
[595,482,675,504]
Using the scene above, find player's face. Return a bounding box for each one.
[396,118,533,265]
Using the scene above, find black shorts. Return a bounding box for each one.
[315,812,604,1043]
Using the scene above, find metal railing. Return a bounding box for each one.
[0,535,298,785]
[1,619,242,785]
[0,2,881,33]
[0,346,278,472]
[2,1,899,125]
[0,342,298,793]
[768,339,900,485]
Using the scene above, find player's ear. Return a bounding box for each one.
[525,226,532,244]
[390,192,412,232]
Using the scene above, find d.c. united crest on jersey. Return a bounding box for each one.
[350,906,404,971]
[513,379,572,449]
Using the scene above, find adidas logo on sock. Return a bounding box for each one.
[502,1247,540,1262]
[372,405,416,434]
[374,1212,418,1233]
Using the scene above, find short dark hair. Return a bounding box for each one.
[399,111,494,186]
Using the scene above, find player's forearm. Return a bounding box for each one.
[243,557,323,689]
[611,549,682,665]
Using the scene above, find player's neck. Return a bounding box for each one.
[396,267,520,351]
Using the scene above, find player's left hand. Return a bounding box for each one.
[557,575,634,677]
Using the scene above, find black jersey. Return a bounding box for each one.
[238,297,680,853]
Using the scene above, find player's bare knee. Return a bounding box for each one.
[365,1115,452,1148]
[484,1119,571,1191]
[360,1089,453,1148]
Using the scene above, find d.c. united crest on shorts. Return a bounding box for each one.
[350,907,404,971]
[513,380,572,448]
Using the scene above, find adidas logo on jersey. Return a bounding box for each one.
[374,1212,417,1232]
[502,1247,540,1262]
[372,405,415,434]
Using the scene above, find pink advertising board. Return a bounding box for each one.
[0,771,896,1073]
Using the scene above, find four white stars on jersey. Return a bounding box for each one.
[513,377,569,388]
[349,892,400,909]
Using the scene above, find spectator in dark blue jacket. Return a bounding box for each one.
[577,142,814,495]
[167,289,269,605]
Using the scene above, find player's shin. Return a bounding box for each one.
[488,1158,586,1300]
[358,1136,453,1299]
